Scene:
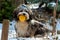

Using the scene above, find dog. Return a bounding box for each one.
[13,4,34,37]
[13,4,50,38]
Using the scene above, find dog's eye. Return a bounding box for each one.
[23,13,25,15]
[25,10,29,13]
[25,10,28,12]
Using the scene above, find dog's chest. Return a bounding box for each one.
[15,22,29,36]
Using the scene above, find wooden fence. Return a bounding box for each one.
[1,19,9,40]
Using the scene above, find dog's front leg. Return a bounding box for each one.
[16,33,19,38]
[14,25,19,39]
[30,31,35,37]
[15,33,20,40]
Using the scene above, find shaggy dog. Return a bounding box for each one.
[13,4,49,38]
[13,4,33,37]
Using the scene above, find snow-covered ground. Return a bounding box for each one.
[0,19,60,40]
[0,29,60,40]
[0,30,49,40]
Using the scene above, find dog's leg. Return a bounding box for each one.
[30,31,34,37]
[14,25,19,40]
[16,33,19,40]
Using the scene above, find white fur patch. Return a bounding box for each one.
[15,21,29,37]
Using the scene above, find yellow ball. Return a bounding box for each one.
[19,15,27,22]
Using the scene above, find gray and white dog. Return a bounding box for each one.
[13,4,49,38]
[13,4,34,37]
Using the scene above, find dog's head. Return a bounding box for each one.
[13,4,33,22]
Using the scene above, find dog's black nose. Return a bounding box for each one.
[23,13,25,15]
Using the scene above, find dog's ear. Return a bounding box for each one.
[13,9,19,21]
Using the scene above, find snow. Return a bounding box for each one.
[58,34,60,39]
[56,19,60,30]
[28,3,39,9]
[0,29,60,40]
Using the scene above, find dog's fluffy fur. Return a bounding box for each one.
[15,21,30,37]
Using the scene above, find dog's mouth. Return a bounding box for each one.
[17,12,29,22]
[19,15,27,22]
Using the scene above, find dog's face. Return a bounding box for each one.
[17,11,29,22]
[13,4,33,22]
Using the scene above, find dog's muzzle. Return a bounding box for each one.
[17,12,29,22]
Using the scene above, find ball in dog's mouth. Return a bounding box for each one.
[18,15,27,22]
[17,12,29,22]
